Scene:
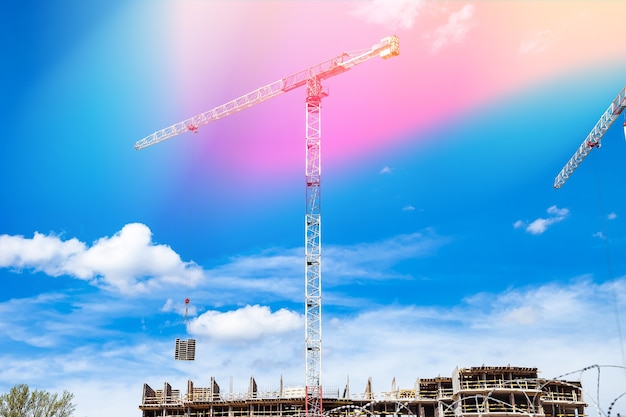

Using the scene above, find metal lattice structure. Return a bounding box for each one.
[305,74,324,417]
[554,86,626,188]
[135,36,399,417]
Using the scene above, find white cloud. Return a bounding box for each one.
[519,29,553,55]
[318,278,626,417]
[463,279,603,330]
[323,278,626,382]
[608,212,617,220]
[351,0,424,30]
[203,248,302,304]
[0,226,448,308]
[9,225,624,417]
[324,230,450,284]
[380,166,392,174]
[194,230,449,306]
[2,272,626,417]
[514,205,569,235]
[0,232,85,274]
[351,1,476,50]
[402,204,415,211]
[0,292,138,349]
[0,223,205,294]
[547,205,569,216]
[526,218,552,234]
[188,305,301,343]
[429,4,476,52]
[162,298,198,318]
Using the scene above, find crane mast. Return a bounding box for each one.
[553,86,626,188]
[304,74,323,417]
[135,35,399,417]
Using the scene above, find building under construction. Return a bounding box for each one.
[139,365,586,417]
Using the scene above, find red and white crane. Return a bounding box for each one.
[553,86,626,188]
[135,35,399,417]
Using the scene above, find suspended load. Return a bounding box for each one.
[174,338,196,361]
[174,298,196,360]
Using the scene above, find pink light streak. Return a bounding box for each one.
[155,1,626,179]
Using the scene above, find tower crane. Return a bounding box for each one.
[135,35,400,417]
[553,86,626,188]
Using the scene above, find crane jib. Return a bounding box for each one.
[553,85,626,188]
[134,36,399,151]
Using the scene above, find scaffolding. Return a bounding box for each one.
[139,366,587,417]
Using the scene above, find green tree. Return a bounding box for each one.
[0,384,75,417]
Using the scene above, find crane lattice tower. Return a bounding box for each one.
[135,35,400,417]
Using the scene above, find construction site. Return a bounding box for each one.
[134,28,626,417]
[139,365,587,417]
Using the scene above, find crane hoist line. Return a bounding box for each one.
[553,85,626,189]
[134,35,400,417]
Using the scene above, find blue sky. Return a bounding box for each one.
[2,1,626,416]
